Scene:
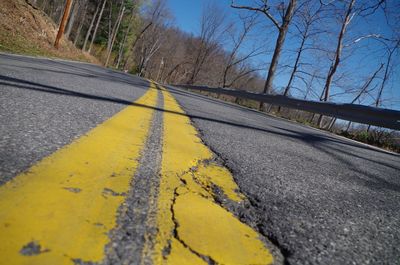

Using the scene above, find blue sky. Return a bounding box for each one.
[167,0,205,34]
[166,0,400,110]
[167,0,237,34]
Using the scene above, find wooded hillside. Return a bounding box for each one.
[0,0,97,62]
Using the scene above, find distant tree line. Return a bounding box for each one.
[30,0,267,91]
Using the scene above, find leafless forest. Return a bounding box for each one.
[29,0,400,150]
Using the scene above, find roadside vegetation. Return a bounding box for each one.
[1,0,399,152]
[0,0,98,62]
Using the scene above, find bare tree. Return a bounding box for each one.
[115,1,140,68]
[123,0,167,70]
[373,40,399,108]
[106,0,123,51]
[82,1,100,51]
[224,63,265,88]
[283,2,323,98]
[272,2,325,113]
[320,0,356,106]
[73,0,88,46]
[317,0,389,127]
[105,1,125,66]
[88,0,107,53]
[364,39,399,131]
[329,63,383,130]
[231,0,297,110]
[136,25,163,76]
[132,0,170,76]
[316,0,357,127]
[187,3,227,85]
[65,0,79,38]
[221,15,264,88]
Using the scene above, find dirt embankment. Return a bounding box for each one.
[0,0,99,64]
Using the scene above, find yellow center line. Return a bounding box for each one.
[0,83,158,265]
[148,86,273,265]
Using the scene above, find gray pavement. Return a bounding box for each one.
[1,53,399,264]
[0,53,149,184]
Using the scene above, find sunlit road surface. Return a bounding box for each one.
[1,53,399,265]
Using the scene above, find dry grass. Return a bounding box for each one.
[0,0,99,64]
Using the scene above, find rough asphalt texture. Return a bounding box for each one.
[0,53,148,184]
[1,54,399,264]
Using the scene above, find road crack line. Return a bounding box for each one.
[169,187,217,265]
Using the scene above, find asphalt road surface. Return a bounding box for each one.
[1,53,399,265]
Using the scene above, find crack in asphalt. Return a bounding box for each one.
[169,186,217,265]
[188,123,287,265]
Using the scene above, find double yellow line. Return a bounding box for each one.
[0,83,273,265]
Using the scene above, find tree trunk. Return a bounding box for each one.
[82,1,100,51]
[107,1,113,50]
[88,0,107,53]
[277,28,307,113]
[107,0,124,52]
[322,0,356,102]
[264,28,287,94]
[122,21,153,69]
[222,65,230,88]
[65,0,78,39]
[283,32,307,97]
[116,25,130,68]
[318,0,356,127]
[374,41,398,108]
[187,44,204,85]
[73,1,88,46]
[263,0,297,95]
[345,121,352,132]
[54,0,73,49]
[105,5,125,66]
[260,0,296,111]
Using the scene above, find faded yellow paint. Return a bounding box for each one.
[0,84,158,265]
[149,86,273,264]
[174,192,273,265]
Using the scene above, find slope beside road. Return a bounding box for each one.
[0,53,399,265]
[0,0,98,63]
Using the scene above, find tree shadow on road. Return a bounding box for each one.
[1,74,399,194]
[2,73,398,161]
[0,53,146,88]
